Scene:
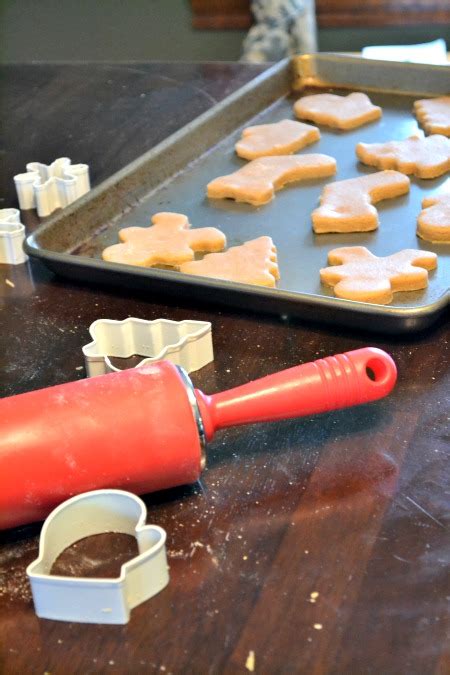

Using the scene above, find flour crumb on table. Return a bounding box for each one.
[245,650,255,672]
[5,278,15,288]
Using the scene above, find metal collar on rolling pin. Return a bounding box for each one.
[82,317,213,377]
[27,490,169,624]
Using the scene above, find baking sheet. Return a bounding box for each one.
[26,55,450,333]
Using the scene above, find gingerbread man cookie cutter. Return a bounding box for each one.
[82,317,213,377]
[14,157,90,217]
[0,208,27,264]
[27,490,169,624]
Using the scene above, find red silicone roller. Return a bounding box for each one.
[0,347,396,529]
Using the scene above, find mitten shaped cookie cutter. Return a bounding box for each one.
[0,209,27,264]
[82,317,213,377]
[27,490,168,624]
[14,157,90,217]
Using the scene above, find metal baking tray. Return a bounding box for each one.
[26,54,449,333]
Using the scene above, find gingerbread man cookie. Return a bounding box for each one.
[414,96,450,137]
[207,154,336,206]
[180,237,279,288]
[356,134,450,179]
[102,212,226,267]
[320,246,437,304]
[417,193,450,243]
[293,92,381,130]
[235,119,320,160]
[312,170,410,233]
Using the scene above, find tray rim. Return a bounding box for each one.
[25,53,450,333]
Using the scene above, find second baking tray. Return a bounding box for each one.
[26,54,450,333]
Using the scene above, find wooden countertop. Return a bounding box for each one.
[0,62,448,675]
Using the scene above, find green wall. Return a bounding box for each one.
[0,0,449,62]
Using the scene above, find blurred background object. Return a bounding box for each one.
[0,0,449,62]
[240,1,317,63]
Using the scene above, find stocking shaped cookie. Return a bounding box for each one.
[356,134,450,179]
[294,92,381,130]
[414,96,450,136]
[320,246,437,304]
[417,193,450,243]
[207,154,336,206]
[312,170,410,233]
[180,237,279,287]
[102,212,226,267]
[235,119,320,160]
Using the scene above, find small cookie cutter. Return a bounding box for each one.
[27,490,169,624]
[0,209,27,265]
[82,317,213,378]
[14,157,90,217]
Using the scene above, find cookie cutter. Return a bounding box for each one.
[14,157,90,217]
[82,317,213,377]
[0,209,27,264]
[26,490,169,624]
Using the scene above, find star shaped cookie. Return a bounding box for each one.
[356,134,450,179]
[320,246,437,304]
[102,212,226,267]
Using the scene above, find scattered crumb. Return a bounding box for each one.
[57,639,63,644]
[243,555,248,560]
[75,366,83,371]
[313,623,323,630]
[304,550,309,554]
[109,661,115,665]
[5,278,15,288]
[309,591,319,603]
[245,650,255,672]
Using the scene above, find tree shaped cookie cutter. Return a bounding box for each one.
[26,490,169,624]
[14,157,90,217]
[0,208,27,264]
[82,317,213,377]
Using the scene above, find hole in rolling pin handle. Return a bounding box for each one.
[365,357,388,384]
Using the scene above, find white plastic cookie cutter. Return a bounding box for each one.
[27,490,169,624]
[14,157,90,217]
[82,317,213,377]
[0,209,27,264]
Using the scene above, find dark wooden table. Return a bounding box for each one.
[0,63,448,675]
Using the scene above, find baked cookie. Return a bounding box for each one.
[235,119,320,160]
[417,193,450,243]
[102,212,226,267]
[320,246,437,304]
[356,134,450,179]
[180,236,279,288]
[414,96,450,136]
[312,170,410,233]
[207,154,337,206]
[293,92,382,130]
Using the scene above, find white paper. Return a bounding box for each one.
[362,39,448,65]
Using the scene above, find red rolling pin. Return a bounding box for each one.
[0,347,397,529]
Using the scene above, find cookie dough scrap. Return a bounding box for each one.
[294,92,382,130]
[235,119,320,160]
[207,154,336,206]
[356,134,450,179]
[320,246,438,305]
[102,212,226,267]
[312,170,410,233]
[414,96,450,136]
[180,236,279,288]
[417,193,450,243]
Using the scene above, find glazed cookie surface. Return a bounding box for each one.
[102,212,226,267]
[312,170,410,233]
[180,236,279,287]
[207,154,336,206]
[293,92,381,130]
[320,246,437,304]
[414,96,450,136]
[235,119,320,160]
[417,193,450,242]
[356,134,450,179]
